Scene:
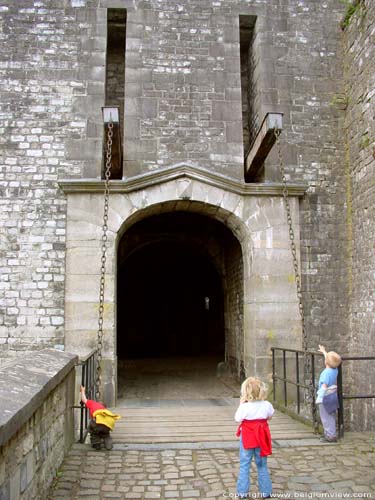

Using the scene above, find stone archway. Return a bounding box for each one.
[116,209,243,399]
[61,163,305,405]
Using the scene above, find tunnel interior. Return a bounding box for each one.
[116,210,244,398]
[117,240,224,358]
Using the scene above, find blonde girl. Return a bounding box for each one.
[235,377,274,499]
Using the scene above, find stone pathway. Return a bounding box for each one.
[116,356,240,401]
[49,432,375,499]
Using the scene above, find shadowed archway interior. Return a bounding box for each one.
[118,241,224,358]
[116,210,243,399]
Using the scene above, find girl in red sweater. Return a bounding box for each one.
[235,377,274,498]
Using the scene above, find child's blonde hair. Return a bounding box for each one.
[240,377,268,402]
[326,351,342,368]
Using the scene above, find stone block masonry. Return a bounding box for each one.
[0,1,107,358]
[119,0,350,363]
[343,0,375,431]
[0,349,78,500]
[61,172,305,405]
[0,0,374,431]
[0,0,348,362]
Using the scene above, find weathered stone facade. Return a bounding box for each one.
[61,170,304,404]
[0,1,374,427]
[343,0,375,430]
[0,350,77,500]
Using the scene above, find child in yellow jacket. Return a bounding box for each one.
[80,386,120,450]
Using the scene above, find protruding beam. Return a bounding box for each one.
[245,112,283,181]
[102,106,123,180]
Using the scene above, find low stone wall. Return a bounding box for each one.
[0,349,78,500]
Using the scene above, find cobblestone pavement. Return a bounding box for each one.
[49,432,375,500]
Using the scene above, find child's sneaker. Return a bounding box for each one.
[320,436,337,443]
[103,434,113,450]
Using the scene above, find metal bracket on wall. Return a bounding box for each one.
[245,112,283,181]
[102,106,123,180]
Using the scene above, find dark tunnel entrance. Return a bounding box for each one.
[116,210,243,400]
[117,240,224,359]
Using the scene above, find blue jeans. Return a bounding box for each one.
[237,438,272,498]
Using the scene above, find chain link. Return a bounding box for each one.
[275,129,318,433]
[95,120,113,401]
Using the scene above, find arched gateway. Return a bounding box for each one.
[60,163,305,405]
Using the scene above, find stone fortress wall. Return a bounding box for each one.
[342,0,375,430]
[0,0,373,427]
[0,350,77,500]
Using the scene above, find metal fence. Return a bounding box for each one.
[73,349,97,443]
[336,355,375,437]
[271,347,375,437]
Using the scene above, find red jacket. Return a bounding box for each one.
[236,419,272,457]
[85,399,106,418]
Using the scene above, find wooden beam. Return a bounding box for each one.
[245,112,283,180]
[103,121,122,179]
[102,106,123,179]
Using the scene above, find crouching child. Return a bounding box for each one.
[80,385,121,450]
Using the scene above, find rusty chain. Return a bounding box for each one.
[95,120,113,401]
[275,129,319,433]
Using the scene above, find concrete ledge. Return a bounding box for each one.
[0,349,78,447]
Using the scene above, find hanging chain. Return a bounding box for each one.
[274,129,319,433]
[95,120,113,401]
[275,129,306,347]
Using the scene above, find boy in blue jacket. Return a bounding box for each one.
[316,345,342,443]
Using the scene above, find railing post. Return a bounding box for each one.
[296,351,300,414]
[272,348,276,402]
[79,362,86,443]
[283,350,287,407]
[76,349,98,444]
[337,363,344,438]
[311,352,319,433]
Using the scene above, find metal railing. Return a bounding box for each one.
[271,347,315,416]
[337,356,375,437]
[271,347,375,437]
[73,349,97,443]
